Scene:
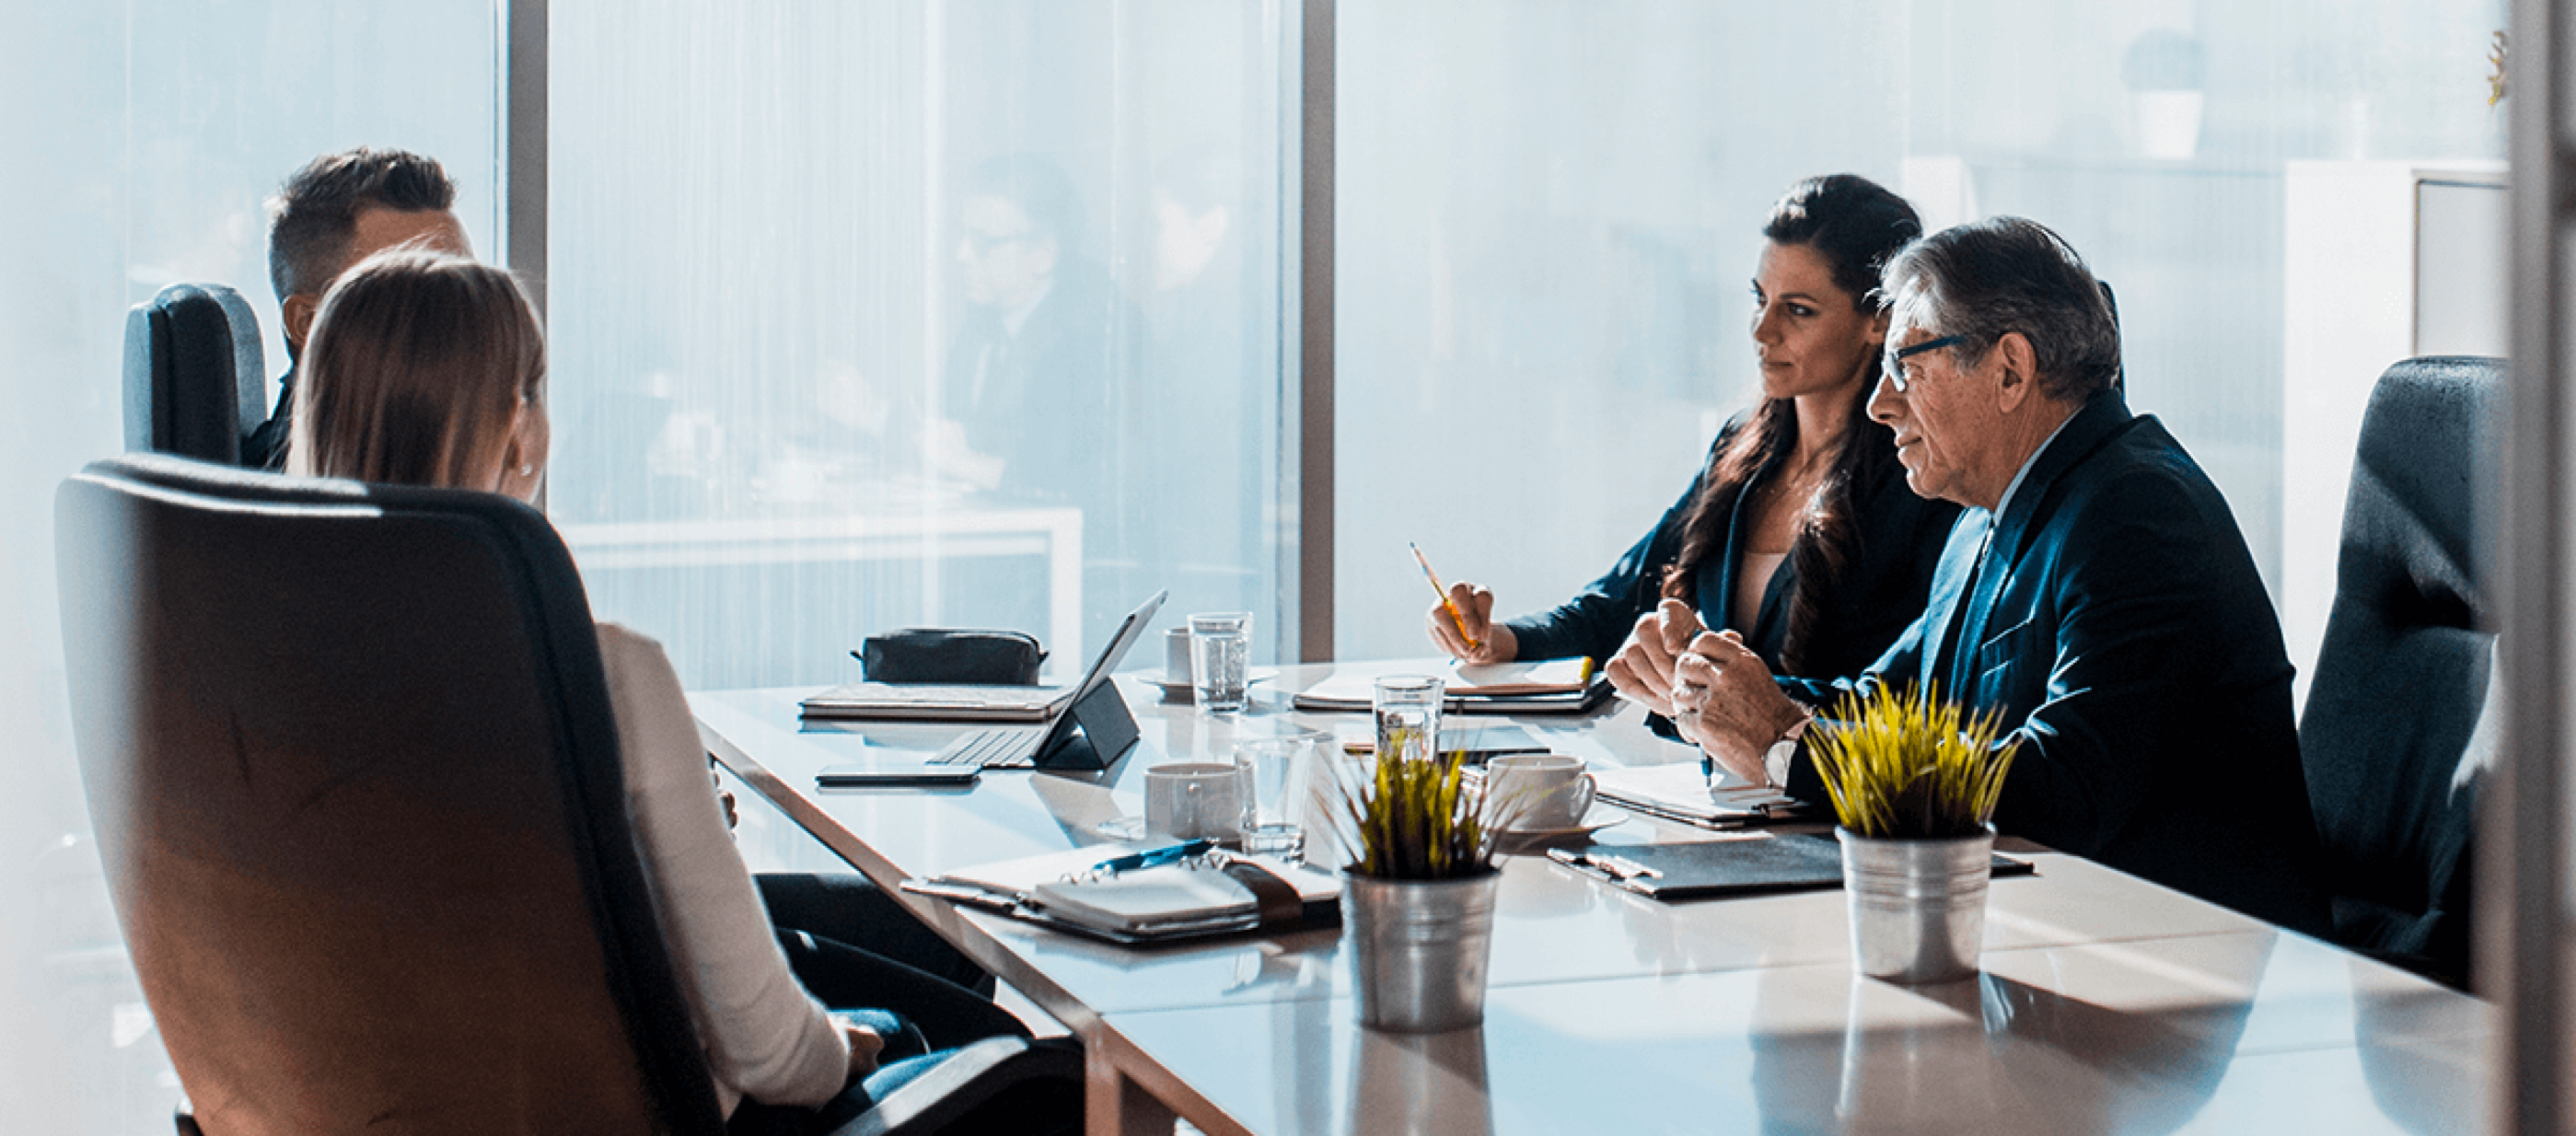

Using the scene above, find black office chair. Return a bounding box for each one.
[123,282,271,466]
[54,453,1078,1134]
[2297,355,2500,990]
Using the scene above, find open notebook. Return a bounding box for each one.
[901,844,1341,945]
[1290,657,1614,715]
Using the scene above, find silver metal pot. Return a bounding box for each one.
[1341,869,1502,1032]
[1837,826,1994,983]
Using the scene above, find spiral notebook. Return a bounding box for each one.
[901,846,1340,945]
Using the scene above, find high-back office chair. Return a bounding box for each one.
[55,453,1075,1135]
[122,283,269,465]
[2298,355,2500,989]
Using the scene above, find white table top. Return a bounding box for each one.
[693,664,2489,1135]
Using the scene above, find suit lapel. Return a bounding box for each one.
[1919,511,1990,698]
[1942,392,2139,700]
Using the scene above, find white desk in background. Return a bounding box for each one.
[694,666,2489,1136]
[562,504,1083,662]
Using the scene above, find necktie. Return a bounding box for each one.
[1930,517,1996,696]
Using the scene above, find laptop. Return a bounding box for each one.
[929,590,1166,770]
[803,591,1166,771]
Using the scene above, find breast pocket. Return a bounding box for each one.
[1971,616,2047,702]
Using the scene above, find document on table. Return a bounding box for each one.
[1590,762,1808,829]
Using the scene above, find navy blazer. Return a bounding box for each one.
[1508,420,1957,681]
[1786,393,2329,935]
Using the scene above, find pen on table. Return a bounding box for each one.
[1410,541,1482,652]
[1088,838,1215,875]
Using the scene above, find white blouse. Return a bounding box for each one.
[596,622,848,1115]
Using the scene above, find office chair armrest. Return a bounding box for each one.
[828,1036,1083,1136]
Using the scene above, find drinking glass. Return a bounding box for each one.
[1234,736,1317,856]
[1189,612,1254,713]
[1373,674,1445,765]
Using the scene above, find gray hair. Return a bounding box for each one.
[1881,215,2120,400]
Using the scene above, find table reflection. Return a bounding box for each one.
[1752,936,2275,1135]
[1348,1026,1495,1136]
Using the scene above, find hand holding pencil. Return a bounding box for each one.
[1414,544,1518,665]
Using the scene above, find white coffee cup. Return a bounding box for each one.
[1143,761,1250,840]
[1485,753,1596,831]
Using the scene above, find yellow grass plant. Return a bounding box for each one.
[1313,731,1507,880]
[1809,682,2017,840]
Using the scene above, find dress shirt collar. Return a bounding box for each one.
[1990,405,2082,524]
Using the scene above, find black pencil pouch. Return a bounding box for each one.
[857,629,1047,686]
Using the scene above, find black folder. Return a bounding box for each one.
[1548,833,2034,902]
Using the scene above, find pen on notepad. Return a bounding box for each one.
[1086,839,1214,875]
[1410,542,1482,652]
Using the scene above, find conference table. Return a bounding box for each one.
[694,664,2490,1135]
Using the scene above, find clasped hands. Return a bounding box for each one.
[1604,599,1808,787]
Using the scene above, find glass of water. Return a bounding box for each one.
[1189,612,1253,713]
[1233,736,1317,857]
[1372,674,1445,764]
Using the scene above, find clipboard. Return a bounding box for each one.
[1548,834,2034,902]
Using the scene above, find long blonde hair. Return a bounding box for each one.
[285,249,544,490]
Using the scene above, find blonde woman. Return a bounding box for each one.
[288,249,1055,1134]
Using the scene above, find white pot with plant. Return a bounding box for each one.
[1810,683,2018,984]
[1315,746,1515,1032]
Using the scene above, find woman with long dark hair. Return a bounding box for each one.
[1429,174,1956,687]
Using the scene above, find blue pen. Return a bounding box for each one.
[1089,838,1215,875]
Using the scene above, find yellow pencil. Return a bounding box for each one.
[1410,542,1482,652]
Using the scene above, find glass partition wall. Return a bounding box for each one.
[1332,0,2508,661]
[548,0,1287,689]
[0,1,2549,1130]
[0,6,501,1129]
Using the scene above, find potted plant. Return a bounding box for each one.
[1314,744,1512,1031]
[1809,683,2018,983]
[2120,28,2207,160]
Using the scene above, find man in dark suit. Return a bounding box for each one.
[244,148,469,469]
[1616,215,2327,935]
[939,155,1145,634]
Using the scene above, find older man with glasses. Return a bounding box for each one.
[1610,214,2328,935]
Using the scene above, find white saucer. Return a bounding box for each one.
[1142,667,1279,699]
[1496,805,1631,842]
[1096,816,1152,841]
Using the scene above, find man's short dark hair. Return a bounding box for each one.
[959,154,1085,252]
[1882,215,2121,400]
[266,148,458,304]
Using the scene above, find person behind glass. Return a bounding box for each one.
[939,153,1146,635]
[1622,217,2329,935]
[1427,175,1960,695]
[284,249,1058,1133]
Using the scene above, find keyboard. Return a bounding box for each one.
[934,725,1050,769]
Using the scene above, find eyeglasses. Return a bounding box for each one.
[959,229,1036,257]
[1882,333,1968,392]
